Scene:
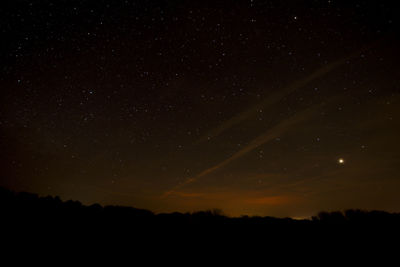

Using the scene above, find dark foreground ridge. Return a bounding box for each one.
[2,186,400,252]
[2,186,400,227]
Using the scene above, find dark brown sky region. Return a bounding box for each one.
[1,0,399,218]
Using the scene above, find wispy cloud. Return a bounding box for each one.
[196,41,381,144]
[159,187,302,217]
[243,195,292,205]
[196,57,347,144]
[163,42,382,198]
[162,105,319,197]
[197,107,317,177]
[163,190,205,198]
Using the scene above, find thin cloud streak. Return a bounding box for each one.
[196,58,346,143]
[163,42,382,198]
[196,106,317,177]
[196,42,381,144]
[162,106,319,197]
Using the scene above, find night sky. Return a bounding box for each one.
[1,0,399,218]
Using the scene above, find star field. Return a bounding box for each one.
[1,0,399,217]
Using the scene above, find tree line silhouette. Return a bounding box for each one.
[3,185,400,254]
[2,186,399,227]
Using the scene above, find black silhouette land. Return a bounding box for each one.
[3,185,400,260]
[2,186,399,235]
